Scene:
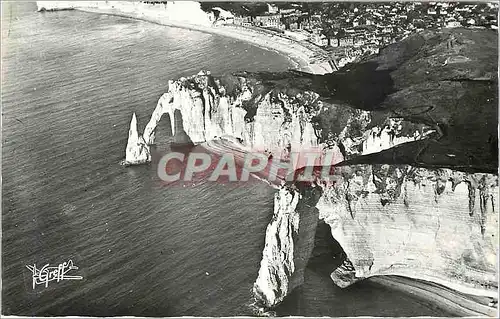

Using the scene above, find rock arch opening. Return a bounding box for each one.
[154,113,173,145]
[307,220,347,277]
[272,219,351,316]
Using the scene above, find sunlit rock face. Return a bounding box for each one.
[253,187,301,308]
[163,1,211,26]
[142,71,323,155]
[360,118,434,155]
[124,113,151,165]
[116,26,498,315]
[253,166,498,309]
[36,1,101,11]
[240,27,498,312]
[36,1,212,26]
[139,71,430,162]
[317,166,498,296]
[253,184,322,310]
[36,1,74,11]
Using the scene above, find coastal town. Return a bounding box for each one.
[37,1,499,70]
[195,1,499,67]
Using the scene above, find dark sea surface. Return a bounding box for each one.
[2,2,455,317]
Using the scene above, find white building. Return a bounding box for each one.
[267,3,278,14]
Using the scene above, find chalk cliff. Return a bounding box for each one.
[135,69,432,163]
[252,166,498,312]
[122,27,498,315]
[320,166,498,293]
[142,71,323,153]
[253,187,301,308]
[36,1,99,11]
[131,27,498,169]
[37,1,212,26]
[249,28,498,314]
[124,113,151,165]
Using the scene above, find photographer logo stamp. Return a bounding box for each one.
[26,259,83,289]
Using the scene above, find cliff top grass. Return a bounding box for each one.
[166,28,497,173]
[233,28,498,174]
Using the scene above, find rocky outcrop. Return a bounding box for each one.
[119,27,498,315]
[141,71,324,154]
[253,187,301,309]
[132,70,432,165]
[247,28,498,312]
[253,184,323,313]
[124,31,500,166]
[319,166,498,295]
[123,113,151,165]
[235,28,498,173]
[254,166,498,311]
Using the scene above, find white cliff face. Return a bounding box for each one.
[115,68,498,314]
[36,1,74,11]
[361,118,435,155]
[253,184,324,311]
[138,72,428,162]
[36,1,212,26]
[36,1,101,11]
[253,187,301,308]
[143,92,175,145]
[317,166,498,297]
[118,70,498,309]
[162,1,211,26]
[124,113,151,165]
[141,72,325,155]
[337,113,435,157]
[253,166,498,310]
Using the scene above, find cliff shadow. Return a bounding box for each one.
[275,218,346,316]
[267,185,339,313]
[274,220,460,317]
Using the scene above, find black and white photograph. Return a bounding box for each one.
[1,0,499,317]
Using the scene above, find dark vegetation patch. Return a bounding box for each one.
[234,29,498,173]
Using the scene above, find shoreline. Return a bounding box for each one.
[41,3,334,75]
[371,276,497,317]
[78,8,331,74]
